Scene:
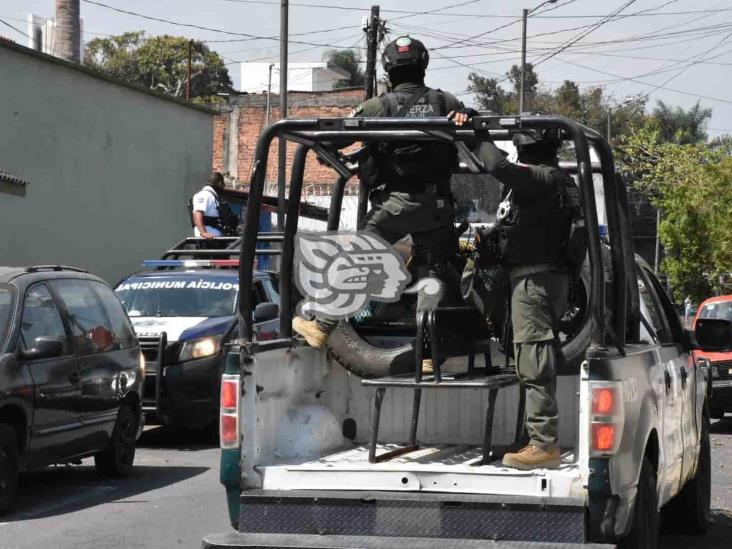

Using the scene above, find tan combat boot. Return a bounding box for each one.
[502,444,560,470]
[292,317,329,349]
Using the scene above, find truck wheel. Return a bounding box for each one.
[661,416,711,535]
[0,424,19,512]
[94,405,137,478]
[327,265,592,378]
[619,457,659,549]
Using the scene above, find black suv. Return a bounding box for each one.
[0,266,143,511]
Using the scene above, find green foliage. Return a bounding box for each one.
[322,48,364,89]
[467,69,645,141]
[616,123,732,300]
[650,100,711,144]
[84,32,233,101]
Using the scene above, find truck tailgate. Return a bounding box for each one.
[202,532,615,548]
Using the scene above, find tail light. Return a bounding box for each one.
[220,374,241,449]
[590,382,624,457]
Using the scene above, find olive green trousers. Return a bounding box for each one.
[510,269,568,451]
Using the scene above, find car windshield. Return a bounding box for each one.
[0,284,15,350]
[699,300,732,321]
[115,275,238,318]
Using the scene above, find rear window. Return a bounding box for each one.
[699,300,732,321]
[0,284,14,350]
[115,274,238,318]
[50,279,117,354]
[90,281,138,349]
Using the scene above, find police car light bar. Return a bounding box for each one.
[142,259,240,268]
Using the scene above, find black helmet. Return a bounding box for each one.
[512,113,562,149]
[381,36,429,73]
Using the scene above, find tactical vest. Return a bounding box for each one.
[497,168,581,268]
[370,88,457,190]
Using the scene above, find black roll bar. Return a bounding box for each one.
[238,115,637,351]
[278,144,309,339]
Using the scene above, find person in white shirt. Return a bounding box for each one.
[192,172,225,239]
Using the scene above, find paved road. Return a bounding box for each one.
[1,420,731,548]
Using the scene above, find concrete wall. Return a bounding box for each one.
[0,42,213,284]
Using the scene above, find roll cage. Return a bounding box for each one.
[236,114,640,358]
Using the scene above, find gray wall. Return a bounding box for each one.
[0,43,213,284]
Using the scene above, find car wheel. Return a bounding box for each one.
[94,405,137,478]
[0,424,19,512]
[619,456,659,549]
[661,416,711,535]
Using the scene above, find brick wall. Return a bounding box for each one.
[213,88,363,195]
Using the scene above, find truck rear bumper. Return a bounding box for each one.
[228,490,596,545]
[202,532,615,549]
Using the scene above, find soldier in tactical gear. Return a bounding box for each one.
[293,36,468,372]
[474,123,580,470]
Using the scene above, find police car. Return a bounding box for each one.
[115,259,279,430]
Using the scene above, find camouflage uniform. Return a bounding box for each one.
[316,83,465,332]
[478,141,577,451]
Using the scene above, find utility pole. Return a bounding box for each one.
[186,39,193,101]
[607,108,611,141]
[277,0,289,232]
[55,0,81,63]
[364,5,380,100]
[520,1,557,113]
[519,8,528,114]
[266,63,274,126]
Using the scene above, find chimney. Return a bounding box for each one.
[55,0,80,63]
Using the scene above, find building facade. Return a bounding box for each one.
[0,40,214,283]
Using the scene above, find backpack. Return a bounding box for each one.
[370,87,457,185]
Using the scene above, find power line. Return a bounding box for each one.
[531,0,639,67]
[82,0,360,48]
[0,17,31,40]
[555,57,732,105]
[218,1,732,19]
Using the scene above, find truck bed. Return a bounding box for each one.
[259,443,583,499]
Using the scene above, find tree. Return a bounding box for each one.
[553,80,581,119]
[84,32,233,101]
[616,123,732,300]
[322,48,364,89]
[467,73,513,113]
[650,100,711,145]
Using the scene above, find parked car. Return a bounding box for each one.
[114,260,279,430]
[693,294,732,418]
[0,265,143,512]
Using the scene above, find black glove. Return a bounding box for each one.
[448,107,480,120]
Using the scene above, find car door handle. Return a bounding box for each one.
[664,370,672,392]
[69,371,80,384]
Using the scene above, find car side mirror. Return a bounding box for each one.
[695,318,732,352]
[253,302,279,323]
[19,336,65,361]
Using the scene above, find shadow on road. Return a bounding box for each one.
[661,510,732,548]
[711,416,732,435]
[137,424,218,450]
[5,463,209,522]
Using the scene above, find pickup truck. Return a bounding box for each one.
[202,115,725,548]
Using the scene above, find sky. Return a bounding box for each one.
[2,0,732,136]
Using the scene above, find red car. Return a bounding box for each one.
[693,295,732,418]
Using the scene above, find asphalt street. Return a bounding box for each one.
[1,420,731,549]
